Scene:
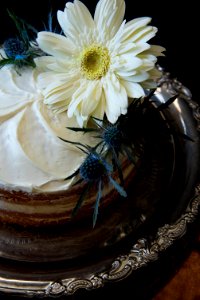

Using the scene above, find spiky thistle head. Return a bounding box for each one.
[3,38,28,60]
[102,125,123,150]
[0,11,43,71]
[80,152,111,182]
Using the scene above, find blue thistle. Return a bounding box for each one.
[102,125,122,150]
[60,139,127,227]
[80,153,110,181]
[0,11,42,71]
[67,118,138,186]
[4,38,28,60]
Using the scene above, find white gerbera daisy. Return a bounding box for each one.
[36,0,165,127]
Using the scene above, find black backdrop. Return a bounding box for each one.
[0,0,198,100]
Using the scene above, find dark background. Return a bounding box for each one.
[0,0,198,100]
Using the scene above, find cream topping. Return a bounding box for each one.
[0,66,94,192]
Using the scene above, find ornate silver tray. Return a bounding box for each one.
[0,69,200,298]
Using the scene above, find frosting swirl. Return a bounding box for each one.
[0,66,92,192]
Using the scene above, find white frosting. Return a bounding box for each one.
[0,66,94,192]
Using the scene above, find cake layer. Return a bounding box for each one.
[0,158,135,226]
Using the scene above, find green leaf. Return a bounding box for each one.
[0,58,15,68]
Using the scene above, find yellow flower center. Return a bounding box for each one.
[80,45,110,80]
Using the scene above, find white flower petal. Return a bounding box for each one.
[94,0,125,40]
[121,17,152,42]
[114,55,142,72]
[143,45,166,57]
[141,68,162,89]
[133,27,158,43]
[118,42,150,56]
[81,81,102,116]
[103,74,128,124]
[66,81,102,120]
[121,23,157,44]
[92,92,106,120]
[37,32,76,59]
[35,56,71,73]
[74,111,88,127]
[37,71,79,109]
[114,55,143,78]
[122,72,149,83]
[35,56,58,71]
[57,0,94,39]
[137,54,157,72]
[37,72,69,90]
[67,80,87,118]
[44,86,75,105]
[121,80,145,98]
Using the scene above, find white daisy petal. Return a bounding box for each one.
[121,17,151,42]
[37,72,72,90]
[37,32,76,59]
[141,68,162,89]
[121,80,145,98]
[122,71,149,83]
[118,42,150,56]
[35,56,72,73]
[57,0,94,39]
[68,81,101,119]
[81,81,102,116]
[103,74,128,124]
[122,24,157,44]
[114,55,142,71]
[143,45,166,57]
[67,80,91,118]
[92,91,106,120]
[134,27,158,43]
[94,0,125,40]
[44,86,75,105]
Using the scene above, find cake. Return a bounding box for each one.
[0,0,165,240]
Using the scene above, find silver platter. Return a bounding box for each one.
[0,68,200,298]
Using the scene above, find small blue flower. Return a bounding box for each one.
[67,118,136,186]
[60,139,127,227]
[80,153,111,181]
[0,11,42,71]
[4,38,28,60]
[102,125,122,150]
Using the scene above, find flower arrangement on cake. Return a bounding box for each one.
[0,0,172,227]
